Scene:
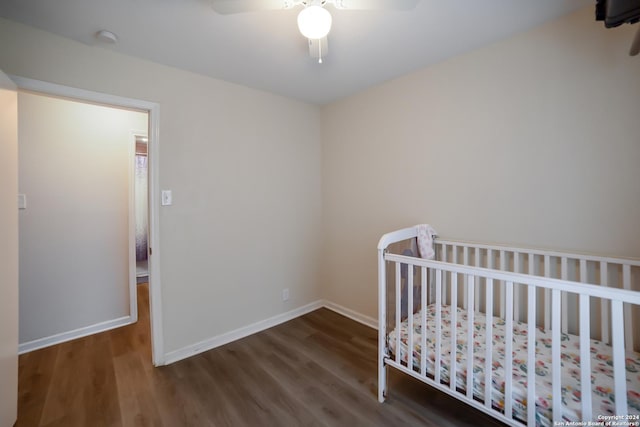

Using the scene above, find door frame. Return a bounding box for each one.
[11,75,165,366]
[0,68,19,427]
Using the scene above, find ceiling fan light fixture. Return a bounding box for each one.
[297,5,332,39]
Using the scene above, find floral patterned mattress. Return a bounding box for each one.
[387,304,640,426]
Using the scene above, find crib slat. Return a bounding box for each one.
[580,259,587,283]
[441,246,448,306]
[435,270,442,384]
[579,258,593,420]
[466,275,475,399]
[441,243,447,262]
[504,281,514,420]
[484,278,493,410]
[513,253,520,323]
[500,251,506,319]
[600,262,609,344]
[528,253,535,328]
[408,263,414,371]
[623,264,632,349]
[527,284,536,427]
[395,262,401,364]
[450,273,458,392]
[487,250,494,319]
[428,267,434,306]
[611,300,628,416]
[544,255,551,330]
[463,247,469,310]
[579,294,592,421]
[421,267,427,376]
[444,279,448,306]
[552,289,562,424]
[561,257,568,334]
[451,246,458,308]
[474,248,480,316]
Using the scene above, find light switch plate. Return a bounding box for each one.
[18,194,26,210]
[161,190,172,206]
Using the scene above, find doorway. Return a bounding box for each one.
[134,134,149,283]
[12,76,164,366]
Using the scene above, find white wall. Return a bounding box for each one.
[0,70,18,427]
[0,18,322,355]
[321,7,640,318]
[18,92,147,344]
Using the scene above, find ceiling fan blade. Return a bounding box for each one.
[211,0,297,15]
[631,26,640,56]
[332,0,420,11]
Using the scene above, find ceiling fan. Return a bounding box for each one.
[211,0,420,63]
[595,0,640,56]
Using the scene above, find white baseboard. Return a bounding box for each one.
[321,300,378,330]
[164,299,378,365]
[17,299,378,363]
[18,315,133,354]
[163,300,325,365]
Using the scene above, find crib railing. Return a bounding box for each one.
[379,253,640,426]
[435,239,640,350]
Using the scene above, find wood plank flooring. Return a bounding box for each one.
[17,284,506,426]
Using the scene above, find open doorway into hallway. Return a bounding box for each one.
[13,76,164,366]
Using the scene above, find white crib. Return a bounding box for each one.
[377,226,640,427]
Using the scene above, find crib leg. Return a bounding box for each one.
[378,362,388,402]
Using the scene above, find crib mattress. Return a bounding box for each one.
[387,304,640,426]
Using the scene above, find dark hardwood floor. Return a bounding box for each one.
[17,284,506,426]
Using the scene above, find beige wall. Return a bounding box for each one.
[0,18,322,355]
[0,70,18,427]
[321,7,640,318]
[18,92,147,344]
[2,5,639,356]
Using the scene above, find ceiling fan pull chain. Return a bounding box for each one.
[318,39,323,64]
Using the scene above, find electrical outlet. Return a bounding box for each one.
[282,288,289,301]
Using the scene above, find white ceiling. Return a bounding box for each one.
[0,0,591,105]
